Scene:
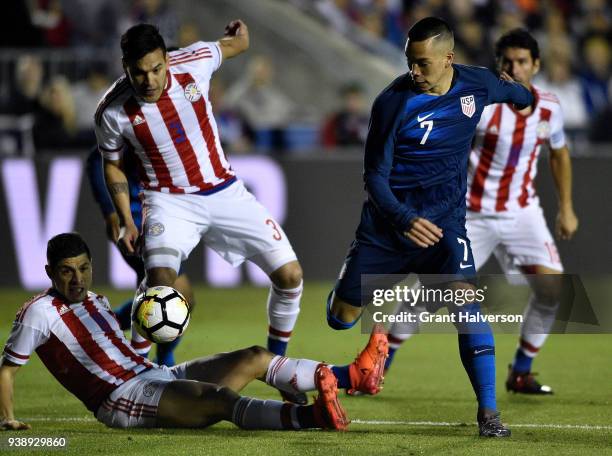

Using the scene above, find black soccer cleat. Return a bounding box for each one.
[279,389,309,405]
[505,364,554,395]
[478,412,511,438]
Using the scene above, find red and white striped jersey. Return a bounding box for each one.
[1,290,153,412]
[467,86,566,213]
[94,41,235,194]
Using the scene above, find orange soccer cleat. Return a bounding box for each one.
[313,364,350,431]
[347,325,389,396]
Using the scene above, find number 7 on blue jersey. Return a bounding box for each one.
[420,119,433,144]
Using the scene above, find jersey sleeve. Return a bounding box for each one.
[363,88,417,230]
[207,41,222,72]
[2,305,50,366]
[171,41,222,77]
[484,69,533,109]
[548,103,567,149]
[130,325,152,356]
[95,108,125,161]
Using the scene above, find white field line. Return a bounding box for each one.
[23,417,612,431]
[352,419,612,431]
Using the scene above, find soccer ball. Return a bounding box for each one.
[132,286,191,343]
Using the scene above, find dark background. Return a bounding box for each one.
[0,152,609,288]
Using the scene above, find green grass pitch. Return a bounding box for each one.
[0,283,610,455]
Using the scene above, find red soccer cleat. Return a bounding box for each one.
[505,364,554,395]
[347,325,389,396]
[313,364,350,431]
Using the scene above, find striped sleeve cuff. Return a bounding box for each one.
[98,145,122,162]
[2,348,30,365]
[130,339,152,355]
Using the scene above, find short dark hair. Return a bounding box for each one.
[121,24,166,64]
[406,17,453,50]
[495,28,539,61]
[47,233,91,268]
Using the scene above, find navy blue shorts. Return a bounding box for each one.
[333,225,477,307]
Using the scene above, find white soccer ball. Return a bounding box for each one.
[132,286,191,343]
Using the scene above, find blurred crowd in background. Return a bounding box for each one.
[0,0,611,155]
[309,0,612,139]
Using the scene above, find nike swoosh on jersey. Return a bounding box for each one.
[417,112,434,122]
[460,262,472,269]
[473,348,492,355]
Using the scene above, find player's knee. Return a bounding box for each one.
[244,345,271,359]
[533,287,562,307]
[270,261,303,289]
[242,345,274,373]
[531,276,563,306]
[327,292,361,330]
[147,267,177,287]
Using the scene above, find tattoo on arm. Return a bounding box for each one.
[108,183,129,196]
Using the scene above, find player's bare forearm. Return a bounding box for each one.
[550,146,573,210]
[550,146,578,239]
[103,159,135,228]
[0,365,16,421]
[0,364,29,430]
[104,212,121,242]
[218,19,249,60]
[103,159,140,254]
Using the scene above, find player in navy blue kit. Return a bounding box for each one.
[86,147,194,366]
[326,17,533,437]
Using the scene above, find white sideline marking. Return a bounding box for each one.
[25,417,96,422]
[24,417,612,431]
[352,419,612,431]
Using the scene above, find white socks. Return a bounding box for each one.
[265,355,318,393]
[267,281,303,341]
[519,294,559,355]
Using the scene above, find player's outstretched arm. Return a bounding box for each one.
[0,363,30,431]
[218,20,249,60]
[103,158,139,254]
[486,69,533,110]
[550,145,578,240]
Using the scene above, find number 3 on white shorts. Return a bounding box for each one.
[266,219,282,241]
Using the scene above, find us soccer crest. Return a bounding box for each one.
[184,82,202,102]
[460,95,476,118]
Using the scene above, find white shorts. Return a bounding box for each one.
[467,204,564,275]
[95,363,187,428]
[141,180,297,274]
